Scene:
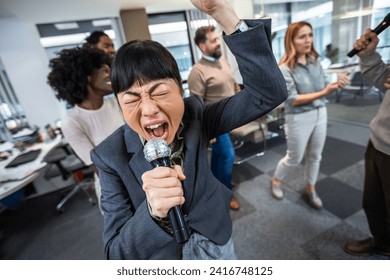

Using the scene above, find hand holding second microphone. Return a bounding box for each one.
[347,12,389,57]
[142,165,186,218]
[352,29,379,57]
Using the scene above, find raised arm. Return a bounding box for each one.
[190,0,239,35]
[354,29,390,93]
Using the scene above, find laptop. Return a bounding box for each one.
[5,149,42,168]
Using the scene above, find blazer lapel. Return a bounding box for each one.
[181,119,201,213]
[124,126,151,190]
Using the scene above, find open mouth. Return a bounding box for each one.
[145,122,168,138]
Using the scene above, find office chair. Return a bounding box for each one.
[44,145,96,212]
[336,71,382,103]
[230,116,268,165]
[275,103,285,130]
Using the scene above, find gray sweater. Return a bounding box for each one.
[360,52,390,155]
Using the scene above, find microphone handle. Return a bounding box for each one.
[169,206,190,244]
[150,157,189,244]
[347,48,359,58]
[347,20,389,57]
[372,20,389,35]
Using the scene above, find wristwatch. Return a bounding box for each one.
[235,20,249,32]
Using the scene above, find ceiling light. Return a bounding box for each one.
[340,9,375,19]
[54,22,79,30]
[149,22,187,34]
[92,19,111,27]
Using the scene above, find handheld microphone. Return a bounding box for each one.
[143,138,189,244]
[347,12,390,57]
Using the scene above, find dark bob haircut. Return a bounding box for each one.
[47,47,110,106]
[111,40,182,94]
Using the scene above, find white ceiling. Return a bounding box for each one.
[0,0,195,24]
[0,0,315,24]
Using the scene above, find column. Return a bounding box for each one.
[120,8,151,42]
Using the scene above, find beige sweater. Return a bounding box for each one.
[188,57,236,104]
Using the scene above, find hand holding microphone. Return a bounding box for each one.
[349,29,379,58]
[347,12,390,57]
[143,138,189,244]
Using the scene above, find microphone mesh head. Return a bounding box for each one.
[143,138,171,162]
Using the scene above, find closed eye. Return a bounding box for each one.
[151,91,168,98]
[124,98,140,104]
[122,91,141,105]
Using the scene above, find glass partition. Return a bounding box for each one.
[37,18,122,61]
[0,57,29,142]
[253,0,390,65]
[148,12,194,82]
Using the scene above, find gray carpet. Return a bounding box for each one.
[315,177,363,219]
[320,137,366,175]
[0,187,104,260]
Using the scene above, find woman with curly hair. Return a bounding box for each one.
[47,47,124,207]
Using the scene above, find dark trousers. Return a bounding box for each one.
[363,140,390,247]
[211,133,234,190]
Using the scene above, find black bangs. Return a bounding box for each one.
[111,40,182,94]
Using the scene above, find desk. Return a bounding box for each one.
[0,136,62,200]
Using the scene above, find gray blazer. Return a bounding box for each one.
[91,19,287,260]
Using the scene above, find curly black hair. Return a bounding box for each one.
[83,30,107,48]
[47,47,110,106]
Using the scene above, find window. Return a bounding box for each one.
[149,10,216,97]
[37,18,122,61]
[254,0,390,65]
[148,12,194,82]
[0,57,28,142]
[36,18,123,109]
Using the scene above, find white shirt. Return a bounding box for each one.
[61,96,124,165]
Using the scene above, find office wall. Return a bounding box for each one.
[0,17,65,129]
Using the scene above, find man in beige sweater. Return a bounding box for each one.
[188,25,240,210]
